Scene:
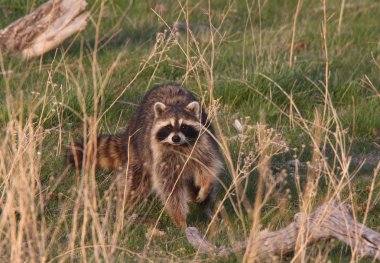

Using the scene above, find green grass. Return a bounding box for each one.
[0,0,379,262]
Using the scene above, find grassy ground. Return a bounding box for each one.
[0,0,379,262]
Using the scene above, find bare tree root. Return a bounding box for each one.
[0,0,89,58]
[186,200,380,261]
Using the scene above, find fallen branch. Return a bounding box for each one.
[0,0,89,58]
[186,200,380,261]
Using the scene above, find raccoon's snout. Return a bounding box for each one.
[172,135,181,143]
[169,133,185,145]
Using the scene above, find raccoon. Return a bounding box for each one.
[68,84,223,228]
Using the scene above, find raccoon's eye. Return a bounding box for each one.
[180,124,189,131]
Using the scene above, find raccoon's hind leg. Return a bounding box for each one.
[116,160,152,207]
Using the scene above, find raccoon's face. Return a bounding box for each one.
[152,101,201,146]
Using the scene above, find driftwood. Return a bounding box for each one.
[186,201,380,261]
[0,0,89,58]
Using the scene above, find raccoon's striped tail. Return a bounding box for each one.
[67,134,127,171]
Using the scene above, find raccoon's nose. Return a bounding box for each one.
[172,135,181,143]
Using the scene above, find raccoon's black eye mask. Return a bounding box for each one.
[164,124,173,131]
[156,125,173,141]
[180,124,199,141]
[155,124,199,144]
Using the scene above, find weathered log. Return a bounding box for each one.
[186,200,380,261]
[0,0,89,58]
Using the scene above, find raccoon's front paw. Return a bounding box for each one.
[196,188,209,203]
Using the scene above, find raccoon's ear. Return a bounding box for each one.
[186,101,200,119]
[154,102,167,118]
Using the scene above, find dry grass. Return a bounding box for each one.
[0,0,379,262]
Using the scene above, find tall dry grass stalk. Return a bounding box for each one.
[289,0,303,67]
